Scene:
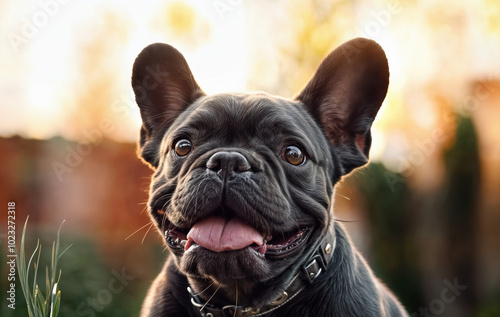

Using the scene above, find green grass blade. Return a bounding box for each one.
[58,244,73,258]
[26,240,40,315]
[53,291,61,317]
[46,220,65,315]
[16,217,67,317]
[17,217,37,317]
[50,283,61,317]
[47,241,56,310]
[52,221,65,284]
[51,241,56,284]
[32,244,41,299]
[45,265,51,316]
[35,286,46,317]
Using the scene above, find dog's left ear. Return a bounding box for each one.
[296,38,389,175]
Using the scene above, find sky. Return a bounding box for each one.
[1,0,499,166]
[1,0,250,141]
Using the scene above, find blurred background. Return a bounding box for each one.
[1,0,499,316]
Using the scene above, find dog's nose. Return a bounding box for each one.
[206,151,251,178]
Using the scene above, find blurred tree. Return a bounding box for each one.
[354,115,482,315]
[355,162,424,311]
[441,115,481,314]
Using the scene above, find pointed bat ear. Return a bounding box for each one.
[131,43,205,168]
[295,38,389,175]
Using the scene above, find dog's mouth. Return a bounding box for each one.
[165,216,311,260]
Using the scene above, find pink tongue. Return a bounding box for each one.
[187,217,263,252]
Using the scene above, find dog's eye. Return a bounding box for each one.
[174,139,192,157]
[282,146,305,166]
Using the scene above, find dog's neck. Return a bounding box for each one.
[187,230,336,317]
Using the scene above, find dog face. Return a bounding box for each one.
[132,38,389,307]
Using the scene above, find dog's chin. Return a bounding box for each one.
[180,246,271,285]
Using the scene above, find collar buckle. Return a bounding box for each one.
[301,242,329,284]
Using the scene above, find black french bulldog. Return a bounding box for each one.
[132,38,408,317]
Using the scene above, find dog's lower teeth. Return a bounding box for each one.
[166,235,187,248]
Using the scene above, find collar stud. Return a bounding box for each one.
[270,291,288,306]
[325,243,332,254]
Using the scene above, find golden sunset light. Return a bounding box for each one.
[1,1,499,316]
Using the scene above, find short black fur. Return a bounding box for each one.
[132,38,408,316]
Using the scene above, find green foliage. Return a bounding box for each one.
[53,237,148,317]
[16,217,70,317]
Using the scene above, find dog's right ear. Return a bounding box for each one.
[132,43,205,168]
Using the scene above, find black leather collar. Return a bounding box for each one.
[188,234,335,317]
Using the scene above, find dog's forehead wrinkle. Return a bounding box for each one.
[193,93,307,131]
